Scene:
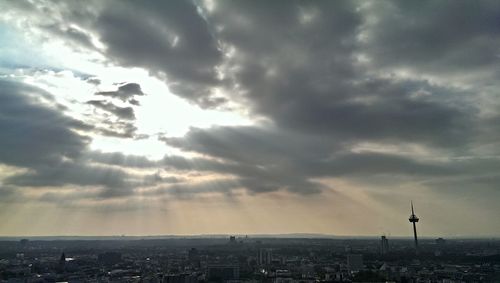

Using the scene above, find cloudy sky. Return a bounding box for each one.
[0,0,499,237]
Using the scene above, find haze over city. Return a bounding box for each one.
[1,0,500,238]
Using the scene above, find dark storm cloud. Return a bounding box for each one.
[362,1,500,76]
[0,79,147,197]
[2,0,500,202]
[156,179,240,199]
[142,172,182,186]
[0,79,89,167]
[93,0,223,105]
[87,147,319,195]
[84,140,500,198]
[324,153,458,178]
[95,120,138,139]
[86,151,155,168]
[95,83,144,101]
[272,79,474,147]
[163,126,453,177]
[162,125,337,164]
[5,1,482,142]
[3,0,224,105]
[128,98,140,106]
[200,1,477,148]
[161,125,461,195]
[87,100,135,120]
[5,161,130,189]
[41,24,95,50]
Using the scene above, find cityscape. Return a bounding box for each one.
[1,205,499,282]
[1,235,500,282]
[2,0,500,282]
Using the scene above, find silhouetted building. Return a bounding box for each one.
[380,236,389,254]
[207,264,239,281]
[19,239,29,247]
[258,249,272,265]
[436,237,446,245]
[57,252,66,273]
[409,201,420,254]
[347,254,364,271]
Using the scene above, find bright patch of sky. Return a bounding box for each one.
[0,22,252,159]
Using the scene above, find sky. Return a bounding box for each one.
[0,0,500,237]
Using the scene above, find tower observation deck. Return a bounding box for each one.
[409,201,419,254]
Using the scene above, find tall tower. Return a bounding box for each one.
[380,235,389,254]
[408,201,419,254]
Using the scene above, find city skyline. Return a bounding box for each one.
[1,1,500,237]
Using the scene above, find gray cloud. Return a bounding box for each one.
[270,79,473,147]
[5,161,131,189]
[86,150,155,168]
[95,121,139,139]
[41,24,95,50]
[160,125,463,195]
[0,79,151,199]
[86,77,101,85]
[154,179,241,200]
[0,79,90,168]
[128,98,140,106]
[1,0,500,220]
[198,2,478,148]
[95,82,144,101]
[361,1,500,78]
[93,0,223,105]
[87,100,135,120]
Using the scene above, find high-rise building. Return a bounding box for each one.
[229,235,236,244]
[380,236,389,254]
[58,252,66,273]
[258,249,272,265]
[19,239,29,248]
[409,201,420,255]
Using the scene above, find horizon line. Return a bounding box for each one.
[1,233,499,240]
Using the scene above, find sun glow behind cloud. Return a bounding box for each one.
[1,27,253,159]
[1,0,500,237]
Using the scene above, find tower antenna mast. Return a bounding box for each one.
[409,201,419,255]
